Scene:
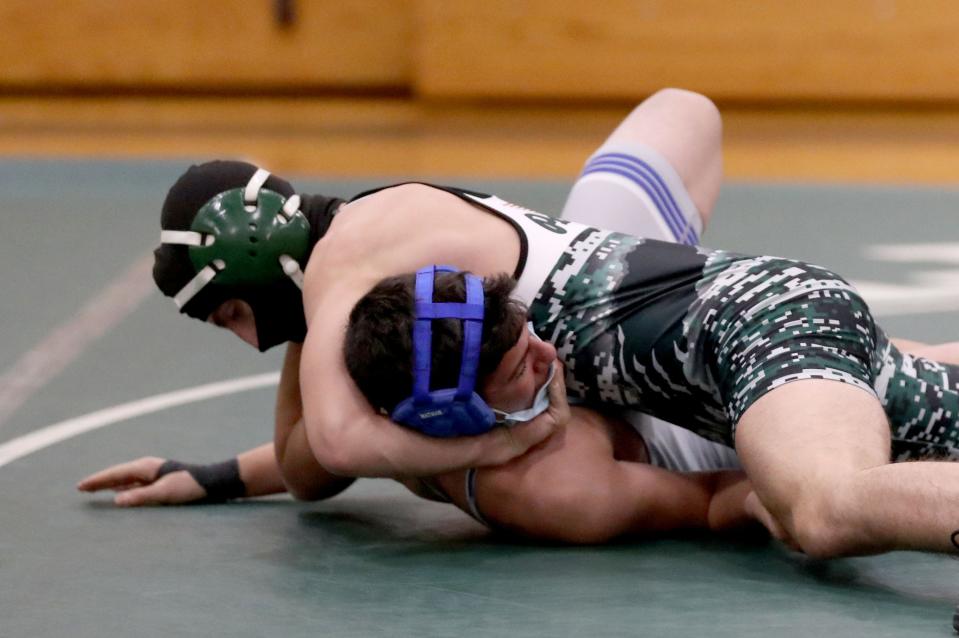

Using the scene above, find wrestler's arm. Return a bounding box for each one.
[482,463,757,543]
[434,407,761,544]
[273,342,356,499]
[297,287,557,479]
[78,343,352,505]
[76,442,282,505]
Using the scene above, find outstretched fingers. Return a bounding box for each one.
[76,456,165,492]
[113,472,205,507]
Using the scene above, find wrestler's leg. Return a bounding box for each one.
[736,380,959,557]
[897,341,959,364]
[877,343,959,460]
[672,251,959,555]
[866,337,959,458]
[560,88,722,241]
[560,88,727,465]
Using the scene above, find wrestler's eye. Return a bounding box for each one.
[511,362,526,382]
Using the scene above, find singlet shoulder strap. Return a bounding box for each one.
[347,183,527,281]
[347,182,592,305]
[348,182,492,204]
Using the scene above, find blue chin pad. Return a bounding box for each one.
[391,389,495,438]
[390,264,498,438]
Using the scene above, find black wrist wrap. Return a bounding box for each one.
[156,458,246,503]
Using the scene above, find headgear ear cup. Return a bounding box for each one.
[156,164,317,350]
[391,265,497,437]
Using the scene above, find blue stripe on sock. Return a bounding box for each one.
[585,153,698,245]
[593,152,697,244]
[581,164,685,241]
[582,153,699,245]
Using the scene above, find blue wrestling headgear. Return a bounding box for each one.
[391,265,498,437]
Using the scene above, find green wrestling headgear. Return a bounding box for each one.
[153,161,344,351]
[165,172,310,293]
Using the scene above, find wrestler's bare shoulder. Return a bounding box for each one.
[336,183,494,229]
[307,183,520,285]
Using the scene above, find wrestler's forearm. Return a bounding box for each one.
[704,470,761,532]
[236,442,288,497]
[313,413,535,479]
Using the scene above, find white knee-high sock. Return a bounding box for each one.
[561,141,703,244]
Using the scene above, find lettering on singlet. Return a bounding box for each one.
[524,212,569,235]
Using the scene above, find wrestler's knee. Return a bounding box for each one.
[779,487,864,559]
[645,88,721,130]
[631,88,723,218]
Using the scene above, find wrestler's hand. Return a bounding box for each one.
[483,363,570,466]
[77,457,206,507]
[542,361,570,430]
[744,490,801,551]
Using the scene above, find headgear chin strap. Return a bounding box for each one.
[391,265,498,437]
[159,168,310,349]
[492,328,555,425]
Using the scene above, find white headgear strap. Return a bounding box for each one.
[161,168,305,309]
[172,259,225,309]
[243,169,271,210]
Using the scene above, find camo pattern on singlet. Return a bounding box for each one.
[528,233,959,459]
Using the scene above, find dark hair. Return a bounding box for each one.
[345,271,527,413]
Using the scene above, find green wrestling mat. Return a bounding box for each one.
[1,160,957,637]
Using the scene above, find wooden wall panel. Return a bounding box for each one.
[0,0,411,89]
[414,0,959,102]
[10,1,959,102]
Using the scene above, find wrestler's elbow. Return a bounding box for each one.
[308,439,358,478]
[283,474,324,501]
[296,414,350,477]
[286,475,355,502]
[287,482,324,501]
[272,449,334,500]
